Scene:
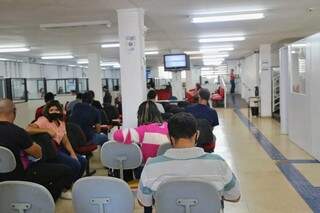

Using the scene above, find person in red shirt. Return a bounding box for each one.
[35,92,55,120]
[230,69,236,94]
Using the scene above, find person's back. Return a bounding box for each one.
[70,102,100,140]
[137,112,240,211]
[186,88,219,128]
[67,93,82,115]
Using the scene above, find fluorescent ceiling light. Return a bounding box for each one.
[100,62,120,67]
[40,20,112,29]
[113,64,121,68]
[199,37,245,43]
[191,54,229,60]
[68,65,77,67]
[192,13,264,23]
[101,43,120,48]
[41,55,74,60]
[291,43,307,48]
[193,9,265,16]
[77,59,89,64]
[203,61,224,66]
[145,51,159,55]
[186,48,233,55]
[201,67,213,71]
[0,47,30,53]
[0,58,10,61]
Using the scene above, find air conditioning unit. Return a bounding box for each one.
[40,20,112,30]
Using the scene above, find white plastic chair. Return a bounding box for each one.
[154,178,222,213]
[100,141,142,180]
[0,146,55,213]
[156,143,172,156]
[72,176,134,213]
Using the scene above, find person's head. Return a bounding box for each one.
[198,88,210,105]
[88,90,95,99]
[44,92,55,103]
[147,83,151,89]
[147,90,157,101]
[0,99,16,123]
[71,90,77,95]
[76,93,82,100]
[168,112,198,148]
[137,100,163,126]
[91,100,103,110]
[82,91,93,104]
[43,100,64,122]
[196,83,201,90]
[231,69,234,74]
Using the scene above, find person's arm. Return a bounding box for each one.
[26,123,56,138]
[222,163,241,202]
[24,142,42,159]
[137,166,153,208]
[61,134,78,160]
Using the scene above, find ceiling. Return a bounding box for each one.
[0,0,320,67]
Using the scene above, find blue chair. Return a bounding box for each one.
[154,178,222,213]
[0,146,55,213]
[72,176,134,213]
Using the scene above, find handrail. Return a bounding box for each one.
[220,77,227,109]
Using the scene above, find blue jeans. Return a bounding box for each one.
[53,148,87,183]
[91,133,108,145]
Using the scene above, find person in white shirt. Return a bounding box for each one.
[137,112,240,213]
[147,89,165,114]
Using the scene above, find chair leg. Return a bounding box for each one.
[85,153,96,176]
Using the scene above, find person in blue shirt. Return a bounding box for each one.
[70,92,108,145]
[186,88,219,128]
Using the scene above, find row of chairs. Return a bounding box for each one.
[0,142,223,213]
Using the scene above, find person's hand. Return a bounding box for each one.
[47,129,57,138]
[70,153,78,161]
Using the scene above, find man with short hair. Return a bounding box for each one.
[137,112,240,211]
[186,88,219,128]
[35,92,55,120]
[0,99,73,200]
[70,92,108,145]
[147,90,165,113]
[66,92,82,115]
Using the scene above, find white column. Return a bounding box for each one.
[186,66,200,90]
[118,8,146,128]
[280,47,289,134]
[171,72,184,100]
[88,53,103,102]
[259,44,272,117]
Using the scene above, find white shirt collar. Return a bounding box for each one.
[163,147,206,160]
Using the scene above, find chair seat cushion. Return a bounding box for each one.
[212,94,223,101]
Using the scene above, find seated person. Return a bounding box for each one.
[147,90,165,114]
[113,100,169,162]
[70,91,108,145]
[137,112,240,212]
[26,100,86,183]
[186,88,219,128]
[35,92,55,120]
[0,99,73,200]
[66,92,82,116]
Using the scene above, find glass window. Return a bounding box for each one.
[290,42,307,94]
[78,79,88,92]
[66,79,76,93]
[46,80,57,94]
[11,79,26,101]
[27,79,45,100]
[57,80,66,94]
[0,78,4,99]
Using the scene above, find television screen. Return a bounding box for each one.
[164,54,190,71]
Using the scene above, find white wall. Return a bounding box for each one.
[286,32,320,160]
[240,53,259,101]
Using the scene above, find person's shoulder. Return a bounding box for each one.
[7,123,29,136]
[199,153,226,162]
[145,155,172,166]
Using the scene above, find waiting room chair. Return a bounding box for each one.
[156,143,172,156]
[0,146,55,213]
[72,176,134,213]
[154,178,222,213]
[0,146,16,173]
[100,141,142,188]
[67,122,97,176]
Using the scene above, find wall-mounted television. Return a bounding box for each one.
[163,54,190,71]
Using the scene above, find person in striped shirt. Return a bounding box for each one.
[137,112,240,212]
[113,100,169,162]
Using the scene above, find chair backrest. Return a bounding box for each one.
[157,143,172,156]
[66,122,88,147]
[154,178,221,213]
[0,146,16,173]
[100,141,142,179]
[72,176,134,213]
[0,181,55,213]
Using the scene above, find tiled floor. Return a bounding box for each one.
[55,107,315,213]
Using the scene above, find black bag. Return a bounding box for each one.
[31,133,57,161]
